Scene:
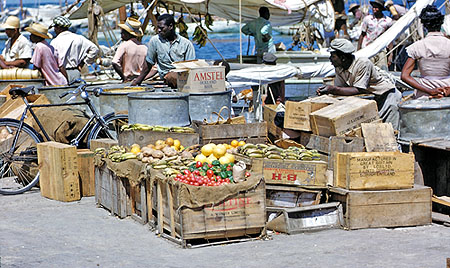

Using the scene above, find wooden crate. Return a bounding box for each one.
[309,97,380,137]
[266,184,322,208]
[284,96,338,131]
[334,151,414,190]
[94,163,131,218]
[234,154,328,187]
[305,134,365,170]
[266,202,343,234]
[0,84,24,99]
[37,142,80,202]
[194,121,267,145]
[118,130,199,148]
[329,185,432,230]
[153,175,266,247]
[0,94,50,126]
[77,149,95,197]
[89,138,118,151]
[263,104,283,140]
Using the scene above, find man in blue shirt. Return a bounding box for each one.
[242,7,275,63]
[132,14,195,87]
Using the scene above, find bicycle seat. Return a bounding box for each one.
[9,86,35,99]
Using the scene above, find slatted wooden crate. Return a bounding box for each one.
[193,121,267,145]
[94,163,131,218]
[334,151,414,190]
[152,173,266,248]
[329,185,432,229]
[118,130,199,148]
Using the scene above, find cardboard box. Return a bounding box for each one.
[310,97,380,137]
[334,151,414,190]
[329,185,432,229]
[284,96,339,131]
[263,104,283,139]
[173,60,225,93]
[37,142,80,202]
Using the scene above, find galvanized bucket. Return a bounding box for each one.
[128,92,190,126]
[37,85,78,104]
[399,98,450,141]
[188,90,232,122]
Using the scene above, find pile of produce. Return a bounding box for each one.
[95,145,137,162]
[194,142,237,165]
[121,123,195,133]
[238,144,322,161]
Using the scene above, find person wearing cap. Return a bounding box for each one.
[112,17,149,82]
[131,14,195,87]
[49,15,99,84]
[317,39,402,129]
[241,7,275,63]
[357,0,394,69]
[25,23,67,86]
[401,5,450,98]
[0,16,32,69]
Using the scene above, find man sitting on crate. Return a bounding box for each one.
[131,14,195,88]
[316,39,402,129]
[0,16,32,69]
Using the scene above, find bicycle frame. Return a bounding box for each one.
[11,89,114,150]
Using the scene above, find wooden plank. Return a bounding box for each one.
[197,122,267,140]
[432,195,450,207]
[77,149,95,197]
[334,151,414,190]
[37,142,80,202]
[157,180,164,234]
[328,136,365,170]
[140,181,148,224]
[90,138,118,151]
[166,183,176,237]
[118,130,199,148]
[263,159,328,187]
[310,97,380,137]
[361,122,398,152]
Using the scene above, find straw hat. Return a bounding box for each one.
[2,16,20,29]
[118,17,143,37]
[25,23,53,39]
[348,4,360,12]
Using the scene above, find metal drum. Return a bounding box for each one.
[128,92,190,126]
[88,83,152,115]
[399,98,450,141]
[188,90,232,122]
[37,85,78,104]
[0,79,45,92]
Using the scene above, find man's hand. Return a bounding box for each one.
[164,72,178,89]
[427,87,446,98]
[317,85,333,95]
[130,78,140,86]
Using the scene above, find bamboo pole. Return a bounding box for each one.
[239,0,242,64]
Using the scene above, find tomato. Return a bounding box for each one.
[193,170,200,175]
[245,171,251,177]
[207,163,213,168]
[196,161,203,168]
[194,182,199,186]
[206,169,214,178]
[183,170,191,176]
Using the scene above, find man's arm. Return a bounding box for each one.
[317,85,360,96]
[401,57,444,96]
[357,32,366,50]
[3,58,29,68]
[112,62,126,82]
[241,21,253,36]
[59,65,68,81]
[131,60,152,86]
[82,38,99,67]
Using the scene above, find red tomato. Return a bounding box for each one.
[183,170,191,176]
[206,169,214,178]
[196,161,203,168]
[193,170,200,175]
[245,171,251,177]
[207,163,213,168]
[194,182,199,186]
[215,175,221,181]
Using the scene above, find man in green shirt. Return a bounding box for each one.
[242,7,275,63]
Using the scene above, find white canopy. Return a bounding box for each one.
[69,0,334,30]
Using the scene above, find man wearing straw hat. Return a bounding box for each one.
[25,23,67,86]
[357,0,394,70]
[50,16,99,84]
[112,17,150,83]
[0,16,32,69]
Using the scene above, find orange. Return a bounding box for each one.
[166,137,174,146]
[231,140,239,147]
[173,139,181,148]
[130,146,141,155]
[238,140,246,147]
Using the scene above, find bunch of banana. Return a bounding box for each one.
[152,155,195,170]
[94,148,107,158]
[163,167,180,178]
[238,144,322,161]
[192,25,207,48]
[105,145,137,162]
[205,13,214,31]
[176,16,189,39]
[121,124,195,133]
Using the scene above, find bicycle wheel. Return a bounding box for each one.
[0,119,44,195]
[87,114,128,146]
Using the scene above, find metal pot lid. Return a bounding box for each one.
[399,97,450,110]
[128,91,190,99]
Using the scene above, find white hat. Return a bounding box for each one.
[25,23,53,39]
[328,39,356,54]
[2,16,20,29]
[118,17,143,37]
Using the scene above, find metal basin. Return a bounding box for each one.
[189,90,232,122]
[128,92,190,126]
[399,98,450,141]
[37,85,78,104]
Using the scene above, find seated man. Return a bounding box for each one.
[131,14,195,88]
[0,16,32,69]
[112,17,149,82]
[317,39,402,129]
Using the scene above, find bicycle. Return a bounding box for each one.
[0,79,128,195]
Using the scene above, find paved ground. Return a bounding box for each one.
[1,190,450,268]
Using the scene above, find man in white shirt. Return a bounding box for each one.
[0,16,32,69]
[50,16,99,83]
